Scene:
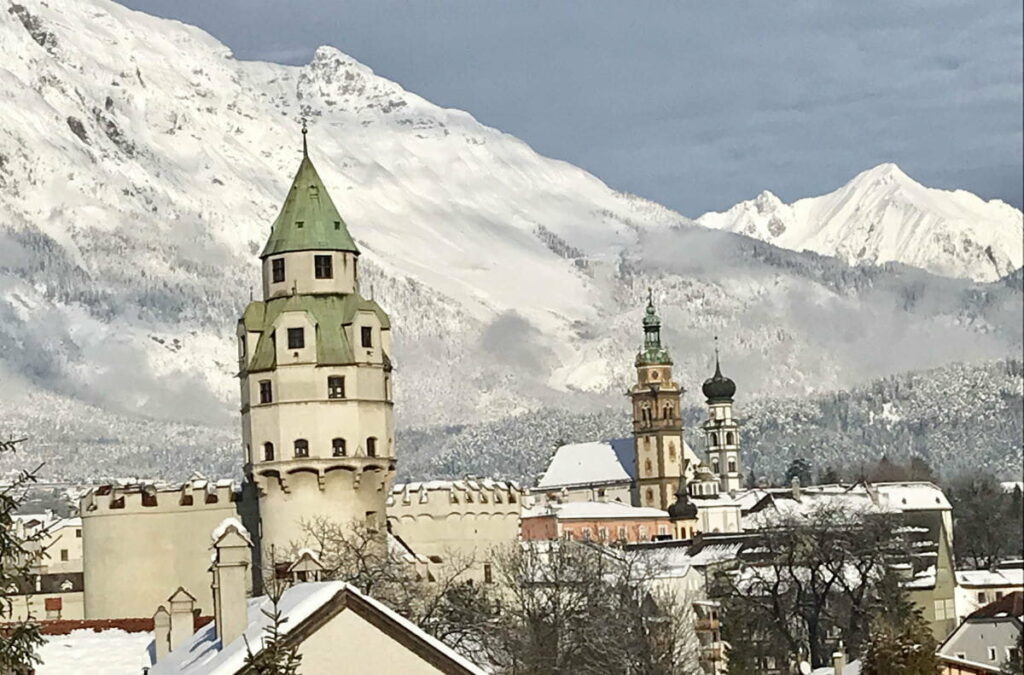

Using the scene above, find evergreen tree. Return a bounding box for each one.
[0,438,45,674]
[243,592,302,675]
[861,571,938,675]
[784,457,812,486]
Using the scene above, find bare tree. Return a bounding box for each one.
[712,501,903,670]
[478,541,701,675]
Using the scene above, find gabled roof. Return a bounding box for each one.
[260,151,358,257]
[522,501,668,521]
[968,591,1024,620]
[150,582,485,675]
[240,294,390,372]
[537,440,634,490]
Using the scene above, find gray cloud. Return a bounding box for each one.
[119,1,1022,214]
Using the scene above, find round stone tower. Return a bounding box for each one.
[238,130,395,559]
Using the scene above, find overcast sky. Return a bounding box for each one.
[120,0,1022,216]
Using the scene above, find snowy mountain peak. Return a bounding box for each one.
[696,163,1023,281]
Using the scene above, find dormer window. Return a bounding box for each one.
[271,258,285,283]
[287,327,305,349]
[361,326,373,348]
[295,220,304,229]
[314,255,333,279]
[334,221,341,230]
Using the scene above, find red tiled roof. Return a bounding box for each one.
[6,615,214,636]
[968,591,1024,620]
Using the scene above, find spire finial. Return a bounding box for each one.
[647,286,653,307]
[714,336,722,376]
[301,117,308,157]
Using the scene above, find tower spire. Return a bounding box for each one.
[714,336,722,377]
[301,118,308,157]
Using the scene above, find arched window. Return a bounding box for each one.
[366,437,378,458]
[663,403,672,419]
[728,459,737,473]
[332,438,346,457]
[726,431,736,446]
[712,460,720,474]
[263,443,274,461]
[645,459,652,474]
[645,488,654,504]
[641,404,652,424]
[294,439,309,458]
[709,432,719,447]
[669,444,676,460]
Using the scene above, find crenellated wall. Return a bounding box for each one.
[387,479,525,581]
[81,479,246,619]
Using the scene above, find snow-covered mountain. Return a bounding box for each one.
[695,163,1023,282]
[0,0,1020,481]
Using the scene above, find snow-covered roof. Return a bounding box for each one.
[536,439,637,489]
[956,568,1024,588]
[873,482,951,511]
[210,517,252,546]
[150,582,485,675]
[522,500,668,521]
[36,628,153,674]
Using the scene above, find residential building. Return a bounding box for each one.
[937,591,1023,674]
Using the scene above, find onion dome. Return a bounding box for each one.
[702,352,736,402]
[668,474,698,520]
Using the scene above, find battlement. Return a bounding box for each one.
[387,478,524,515]
[80,478,240,516]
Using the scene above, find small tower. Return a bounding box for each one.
[629,291,698,510]
[701,344,742,493]
[667,469,699,540]
[238,127,395,558]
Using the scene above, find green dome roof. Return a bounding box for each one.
[260,142,359,258]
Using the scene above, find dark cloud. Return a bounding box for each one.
[120,0,1023,214]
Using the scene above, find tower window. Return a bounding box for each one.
[287,327,305,349]
[645,488,654,504]
[332,438,346,457]
[709,432,719,447]
[259,380,273,404]
[361,326,373,348]
[271,258,285,283]
[327,376,345,399]
[334,221,341,230]
[264,442,274,461]
[726,431,736,445]
[728,459,737,473]
[366,437,378,458]
[314,255,333,279]
[294,439,309,458]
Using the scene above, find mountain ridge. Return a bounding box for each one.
[0,0,1020,476]
[695,163,1023,282]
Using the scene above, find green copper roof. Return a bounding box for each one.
[260,149,359,258]
[241,294,389,373]
[636,293,672,366]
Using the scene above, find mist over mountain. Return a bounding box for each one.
[0,0,1020,484]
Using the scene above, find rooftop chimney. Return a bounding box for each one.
[211,519,253,647]
[832,650,846,675]
[167,587,197,650]
[152,605,171,660]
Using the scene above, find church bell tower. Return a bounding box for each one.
[237,128,395,558]
[629,292,696,510]
[702,345,742,493]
